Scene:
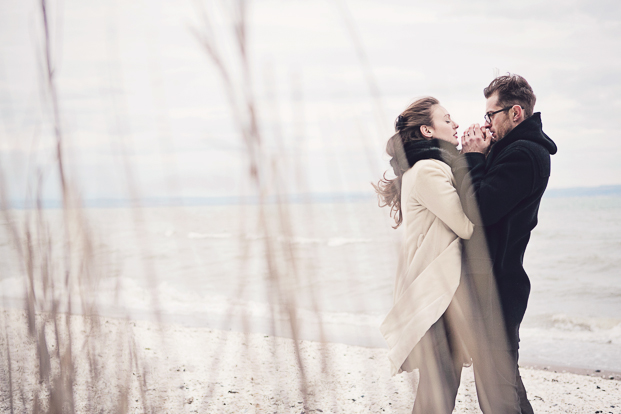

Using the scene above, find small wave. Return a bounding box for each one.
[290,237,323,245]
[245,234,265,241]
[327,237,372,247]
[239,235,372,246]
[551,314,592,331]
[522,313,621,345]
[550,314,620,332]
[187,232,231,239]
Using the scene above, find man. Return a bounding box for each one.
[452,74,558,413]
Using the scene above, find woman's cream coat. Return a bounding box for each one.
[380,159,474,376]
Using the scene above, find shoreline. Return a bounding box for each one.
[2,308,620,413]
[2,301,619,380]
[520,363,621,382]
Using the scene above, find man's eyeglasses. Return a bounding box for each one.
[484,106,513,124]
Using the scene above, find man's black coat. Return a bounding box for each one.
[452,113,558,348]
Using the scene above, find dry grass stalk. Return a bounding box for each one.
[0,1,155,412]
[189,0,357,409]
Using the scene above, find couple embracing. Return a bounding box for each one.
[376,74,557,413]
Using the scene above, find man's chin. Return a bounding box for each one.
[490,131,503,142]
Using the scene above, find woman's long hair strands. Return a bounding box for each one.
[373,97,439,228]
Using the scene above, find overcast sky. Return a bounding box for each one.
[1,0,620,202]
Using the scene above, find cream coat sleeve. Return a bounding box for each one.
[412,160,474,240]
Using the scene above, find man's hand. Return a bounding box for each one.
[461,124,491,154]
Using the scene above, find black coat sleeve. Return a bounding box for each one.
[451,148,535,226]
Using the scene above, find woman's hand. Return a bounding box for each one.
[461,124,490,154]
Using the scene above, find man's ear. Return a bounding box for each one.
[512,105,524,123]
[420,125,433,138]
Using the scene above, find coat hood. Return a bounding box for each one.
[489,112,557,158]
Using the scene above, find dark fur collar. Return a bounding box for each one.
[401,138,459,170]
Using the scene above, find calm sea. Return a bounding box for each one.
[1,195,620,372]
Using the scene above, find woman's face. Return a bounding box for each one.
[428,105,459,146]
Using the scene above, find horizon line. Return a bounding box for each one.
[5,184,621,209]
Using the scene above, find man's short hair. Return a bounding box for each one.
[484,74,536,118]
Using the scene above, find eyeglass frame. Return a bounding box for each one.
[484,106,514,124]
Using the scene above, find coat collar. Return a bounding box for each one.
[401,138,459,170]
[487,112,558,161]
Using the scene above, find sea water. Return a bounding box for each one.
[1,195,620,372]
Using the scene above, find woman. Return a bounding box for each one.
[374,97,474,414]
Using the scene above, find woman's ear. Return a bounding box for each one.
[420,125,433,138]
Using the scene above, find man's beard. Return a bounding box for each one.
[494,122,513,141]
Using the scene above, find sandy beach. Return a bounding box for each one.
[1,309,619,413]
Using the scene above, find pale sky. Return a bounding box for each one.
[1,0,620,202]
